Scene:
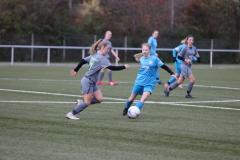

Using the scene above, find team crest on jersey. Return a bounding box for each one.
[149,61,153,65]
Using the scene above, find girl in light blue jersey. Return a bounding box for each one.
[165,38,199,89]
[66,39,129,120]
[122,43,174,117]
[148,30,162,84]
[164,35,200,98]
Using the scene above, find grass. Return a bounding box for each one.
[0,64,240,160]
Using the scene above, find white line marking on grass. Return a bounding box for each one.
[0,101,126,104]
[1,88,239,111]
[0,88,127,101]
[1,78,240,90]
[159,103,240,111]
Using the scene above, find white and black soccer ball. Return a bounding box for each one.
[127,106,140,119]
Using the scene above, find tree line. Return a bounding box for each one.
[0,0,239,63]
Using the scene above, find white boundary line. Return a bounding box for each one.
[0,88,239,111]
[1,78,240,90]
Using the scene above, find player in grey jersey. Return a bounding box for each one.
[66,39,129,120]
[164,35,200,98]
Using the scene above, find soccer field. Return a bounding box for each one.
[0,64,240,160]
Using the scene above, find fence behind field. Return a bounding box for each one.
[0,44,239,67]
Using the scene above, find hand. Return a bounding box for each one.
[70,70,77,76]
[124,64,130,69]
[116,57,120,61]
[185,59,191,64]
[155,53,158,57]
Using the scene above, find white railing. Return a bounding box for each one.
[0,45,239,67]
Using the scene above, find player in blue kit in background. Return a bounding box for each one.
[122,43,174,116]
[148,30,162,84]
[164,38,198,89]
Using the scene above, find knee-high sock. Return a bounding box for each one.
[136,101,144,109]
[98,72,104,81]
[155,71,160,80]
[187,82,194,94]
[72,102,88,114]
[168,81,179,91]
[108,70,112,81]
[168,76,176,85]
[125,99,133,109]
[91,98,100,104]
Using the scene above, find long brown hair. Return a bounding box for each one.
[185,35,194,44]
[88,39,109,55]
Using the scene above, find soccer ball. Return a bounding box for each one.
[127,106,140,119]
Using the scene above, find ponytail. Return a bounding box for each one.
[88,39,103,55]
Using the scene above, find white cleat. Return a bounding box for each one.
[66,112,79,120]
[76,99,83,105]
[178,84,183,88]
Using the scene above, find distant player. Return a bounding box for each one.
[164,38,198,89]
[148,30,162,84]
[97,31,120,86]
[164,35,200,98]
[66,39,129,120]
[122,43,174,116]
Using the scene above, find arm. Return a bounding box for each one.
[193,56,201,63]
[161,64,174,75]
[73,59,88,72]
[70,59,88,77]
[111,49,120,61]
[172,48,177,62]
[178,55,192,64]
[106,64,129,71]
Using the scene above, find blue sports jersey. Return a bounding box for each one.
[148,36,157,56]
[134,55,164,85]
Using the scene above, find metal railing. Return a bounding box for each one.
[0,45,239,67]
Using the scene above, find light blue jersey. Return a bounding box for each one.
[135,55,164,86]
[148,36,157,56]
[173,44,186,65]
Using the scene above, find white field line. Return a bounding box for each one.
[1,78,240,90]
[0,88,240,111]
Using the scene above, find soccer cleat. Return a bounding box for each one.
[164,83,171,89]
[76,99,83,105]
[164,89,170,97]
[185,94,194,98]
[178,84,183,88]
[156,80,162,85]
[66,112,79,120]
[97,81,105,86]
[122,107,128,116]
[108,81,117,85]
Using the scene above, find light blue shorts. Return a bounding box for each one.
[132,83,155,95]
[174,63,182,74]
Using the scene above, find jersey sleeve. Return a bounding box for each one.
[100,57,111,68]
[179,46,187,57]
[156,57,164,68]
[148,37,153,45]
[83,56,91,63]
